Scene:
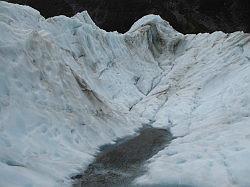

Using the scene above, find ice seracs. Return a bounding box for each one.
[0,1,250,187]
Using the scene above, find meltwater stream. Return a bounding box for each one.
[72,127,173,187]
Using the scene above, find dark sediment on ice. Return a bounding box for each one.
[72,127,174,187]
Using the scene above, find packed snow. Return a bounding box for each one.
[0,2,250,187]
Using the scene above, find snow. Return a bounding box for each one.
[0,1,250,187]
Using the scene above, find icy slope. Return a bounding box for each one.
[0,2,181,186]
[0,2,250,187]
[133,32,250,187]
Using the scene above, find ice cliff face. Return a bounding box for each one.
[0,2,250,187]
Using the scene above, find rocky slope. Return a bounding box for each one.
[7,0,250,33]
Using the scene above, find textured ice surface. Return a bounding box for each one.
[0,2,250,187]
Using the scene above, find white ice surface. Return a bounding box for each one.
[0,2,250,187]
[133,32,250,187]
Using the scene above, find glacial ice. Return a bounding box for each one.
[0,2,250,187]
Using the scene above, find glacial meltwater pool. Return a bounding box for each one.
[72,127,175,187]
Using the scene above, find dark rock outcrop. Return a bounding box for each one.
[8,0,74,17]
[7,0,250,33]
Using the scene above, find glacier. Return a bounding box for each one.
[0,1,250,187]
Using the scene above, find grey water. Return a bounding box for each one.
[72,127,181,187]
